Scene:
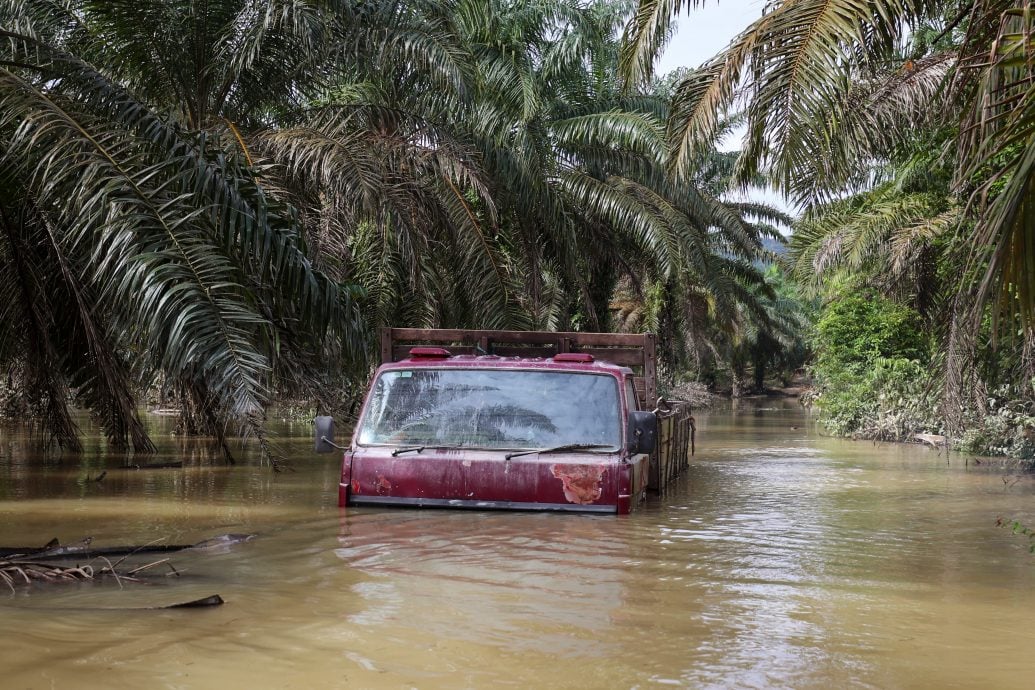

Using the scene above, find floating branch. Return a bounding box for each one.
[0,533,256,560]
[0,557,168,591]
[0,534,253,597]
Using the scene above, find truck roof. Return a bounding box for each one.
[382,352,634,377]
[379,328,656,409]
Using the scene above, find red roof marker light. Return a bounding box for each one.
[409,347,451,359]
[553,353,594,363]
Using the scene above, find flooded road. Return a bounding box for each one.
[2,400,1035,688]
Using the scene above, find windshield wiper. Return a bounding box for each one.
[391,445,424,457]
[504,443,616,461]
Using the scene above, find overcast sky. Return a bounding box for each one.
[651,1,797,220]
[656,0,765,74]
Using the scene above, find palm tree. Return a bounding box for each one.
[622,0,1035,330]
[788,156,960,320]
[0,0,794,459]
[452,0,787,338]
[0,1,372,458]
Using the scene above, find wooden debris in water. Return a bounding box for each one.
[0,533,253,593]
[163,594,224,608]
[0,556,175,592]
[0,533,256,560]
[914,433,947,448]
[0,537,231,610]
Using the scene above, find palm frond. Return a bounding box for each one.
[958,3,1035,327]
[619,0,700,88]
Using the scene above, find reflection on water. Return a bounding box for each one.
[2,401,1035,688]
[336,511,632,657]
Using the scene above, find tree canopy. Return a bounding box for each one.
[0,0,789,457]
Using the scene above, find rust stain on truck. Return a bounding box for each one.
[551,463,606,504]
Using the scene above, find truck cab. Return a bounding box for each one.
[316,329,691,515]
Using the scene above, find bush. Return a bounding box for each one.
[806,292,1035,460]
[958,386,1035,461]
[814,292,927,376]
[809,292,936,440]
[813,357,943,441]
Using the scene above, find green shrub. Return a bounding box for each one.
[813,357,942,441]
[810,292,936,440]
[814,292,927,376]
[958,386,1035,461]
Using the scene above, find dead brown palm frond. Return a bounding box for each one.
[788,180,953,306]
[944,290,984,432]
[888,206,961,275]
[812,229,851,279]
[667,28,761,178]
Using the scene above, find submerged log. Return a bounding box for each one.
[0,537,235,605]
[0,534,255,560]
[162,594,224,608]
[915,433,947,448]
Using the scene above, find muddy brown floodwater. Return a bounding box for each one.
[2,400,1035,688]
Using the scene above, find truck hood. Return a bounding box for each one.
[346,446,623,511]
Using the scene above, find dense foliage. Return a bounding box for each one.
[813,294,928,377]
[627,0,1035,459]
[807,292,938,440]
[0,0,796,458]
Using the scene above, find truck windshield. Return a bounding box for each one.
[356,369,621,451]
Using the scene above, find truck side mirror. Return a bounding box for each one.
[314,416,337,453]
[627,411,657,455]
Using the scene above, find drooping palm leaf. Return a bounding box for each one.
[958,3,1035,328]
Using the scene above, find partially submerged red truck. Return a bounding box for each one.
[315,329,694,514]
